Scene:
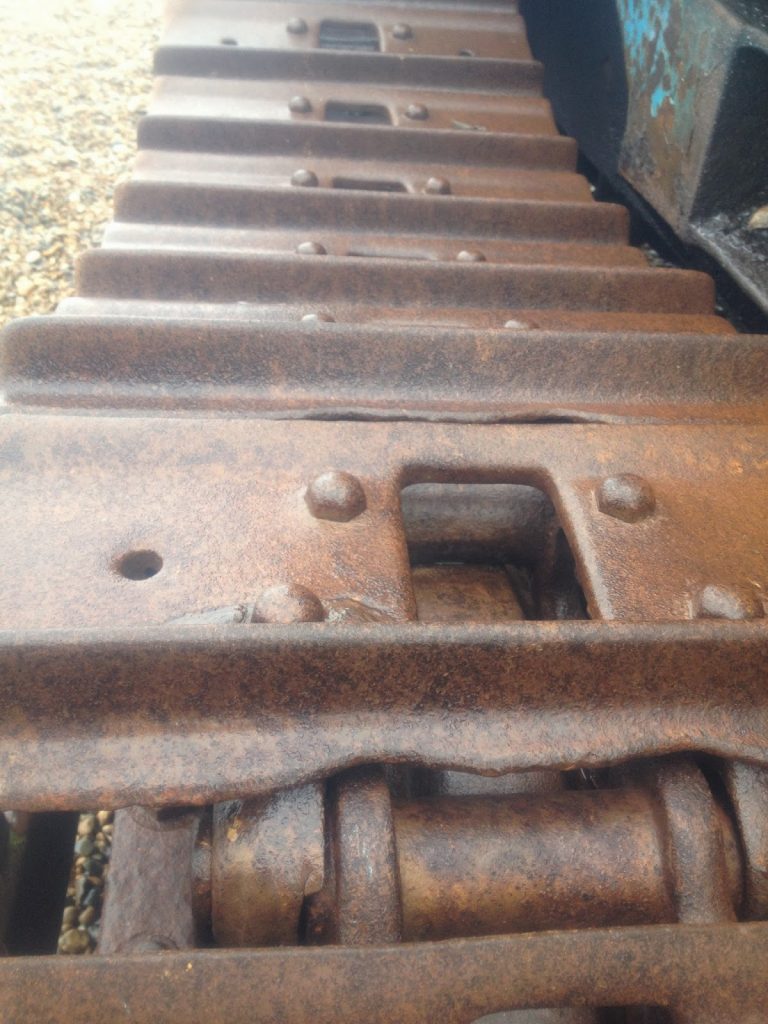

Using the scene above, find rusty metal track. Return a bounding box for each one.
[1,0,767,1021]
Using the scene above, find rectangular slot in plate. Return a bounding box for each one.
[401,483,588,622]
[325,101,391,125]
[332,176,406,192]
[318,19,380,52]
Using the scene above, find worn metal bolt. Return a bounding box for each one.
[291,169,319,188]
[296,241,327,255]
[693,584,764,621]
[301,312,335,322]
[289,95,312,114]
[424,176,451,195]
[405,103,429,121]
[286,16,308,34]
[596,474,656,523]
[392,22,412,39]
[251,584,325,624]
[457,249,486,262]
[306,471,367,522]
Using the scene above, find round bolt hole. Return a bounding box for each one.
[115,550,163,581]
[220,36,238,45]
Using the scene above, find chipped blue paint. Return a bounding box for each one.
[617,0,678,117]
[612,0,735,224]
[650,82,668,116]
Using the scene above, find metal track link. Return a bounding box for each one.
[0,0,767,1021]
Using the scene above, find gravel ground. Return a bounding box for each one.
[58,812,114,955]
[0,0,162,330]
[1,0,162,952]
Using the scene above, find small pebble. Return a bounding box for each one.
[75,876,89,903]
[79,906,96,927]
[77,814,96,837]
[74,836,93,856]
[96,811,113,828]
[62,906,78,929]
[58,928,91,955]
[83,887,101,909]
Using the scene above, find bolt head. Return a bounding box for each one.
[289,95,312,114]
[405,103,429,121]
[286,16,308,34]
[290,169,319,188]
[392,22,413,39]
[306,471,367,522]
[457,249,486,262]
[424,176,451,195]
[251,584,325,624]
[301,312,335,322]
[296,241,327,255]
[693,584,764,621]
[596,474,655,523]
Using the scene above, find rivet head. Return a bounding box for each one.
[306,471,367,522]
[424,176,451,195]
[289,95,312,114]
[296,241,327,255]
[405,102,429,121]
[693,584,764,621]
[301,312,335,322]
[457,249,486,262]
[291,169,319,188]
[596,474,655,523]
[392,22,412,39]
[251,584,325,624]
[286,16,308,34]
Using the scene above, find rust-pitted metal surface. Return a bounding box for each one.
[1,0,767,1018]
[1,419,767,627]
[1,623,767,809]
[3,924,768,1023]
